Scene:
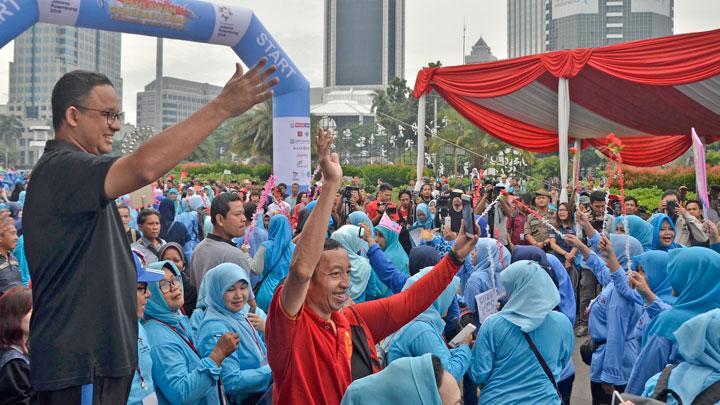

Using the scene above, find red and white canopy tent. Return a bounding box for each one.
[412,28,720,201]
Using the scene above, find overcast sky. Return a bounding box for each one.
[1,0,719,124]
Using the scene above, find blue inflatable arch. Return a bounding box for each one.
[0,0,311,186]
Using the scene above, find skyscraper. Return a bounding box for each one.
[507,0,547,58]
[507,0,673,58]
[136,77,222,130]
[7,23,122,122]
[324,0,405,89]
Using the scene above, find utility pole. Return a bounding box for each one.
[155,38,163,133]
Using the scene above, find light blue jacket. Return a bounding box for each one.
[128,322,156,405]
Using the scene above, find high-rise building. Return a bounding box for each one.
[507,0,673,58]
[136,77,222,130]
[324,0,405,89]
[507,0,547,58]
[465,37,498,64]
[7,23,122,122]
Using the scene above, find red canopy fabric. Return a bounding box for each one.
[413,28,720,166]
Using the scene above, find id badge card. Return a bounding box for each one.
[142,393,159,405]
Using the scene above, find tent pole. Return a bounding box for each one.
[558,78,570,203]
[572,138,581,194]
[416,94,427,191]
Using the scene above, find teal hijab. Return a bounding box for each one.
[497,260,560,333]
[665,309,720,402]
[632,250,675,305]
[330,225,373,301]
[144,261,185,327]
[646,247,720,342]
[651,214,680,251]
[376,224,409,274]
[203,263,255,322]
[615,215,653,251]
[262,215,295,279]
[609,234,644,270]
[402,266,460,335]
[341,353,441,405]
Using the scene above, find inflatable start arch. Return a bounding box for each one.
[0,0,311,186]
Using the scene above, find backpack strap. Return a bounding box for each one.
[693,380,720,405]
[652,364,678,402]
[522,332,563,404]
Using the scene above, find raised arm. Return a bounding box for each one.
[105,60,278,199]
[281,130,342,316]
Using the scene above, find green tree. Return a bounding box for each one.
[0,115,22,168]
[229,100,273,162]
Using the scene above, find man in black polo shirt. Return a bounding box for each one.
[24,61,277,403]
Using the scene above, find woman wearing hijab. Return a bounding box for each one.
[142,261,239,405]
[251,215,295,312]
[651,214,680,251]
[159,242,198,316]
[411,203,434,230]
[572,234,645,403]
[461,238,511,315]
[469,260,574,404]
[375,221,409,275]
[330,225,383,303]
[385,268,471,382]
[614,215,653,251]
[158,198,177,242]
[640,309,720,404]
[409,246,440,277]
[341,354,460,405]
[625,247,720,394]
[197,263,272,404]
[167,188,181,216]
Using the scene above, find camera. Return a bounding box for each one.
[666,200,679,212]
[341,185,359,200]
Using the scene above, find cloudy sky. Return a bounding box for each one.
[1,0,719,124]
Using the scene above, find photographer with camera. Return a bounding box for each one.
[366,183,396,226]
[654,189,708,247]
[588,191,614,233]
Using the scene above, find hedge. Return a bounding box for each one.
[172,162,432,187]
[622,165,720,191]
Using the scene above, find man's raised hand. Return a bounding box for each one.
[214,59,279,118]
[316,129,342,186]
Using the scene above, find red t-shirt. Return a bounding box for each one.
[266,256,462,404]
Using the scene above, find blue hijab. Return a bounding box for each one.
[144,261,185,328]
[408,246,440,276]
[262,215,295,277]
[646,247,720,342]
[376,224,409,275]
[460,238,510,292]
[632,250,675,305]
[202,263,255,323]
[402,266,460,335]
[348,211,374,232]
[158,197,176,241]
[615,215,653,251]
[651,214,680,251]
[303,200,334,233]
[609,233,644,270]
[497,260,560,333]
[411,203,434,230]
[341,354,441,405]
[331,225,373,301]
[659,309,720,402]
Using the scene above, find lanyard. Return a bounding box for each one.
[236,317,264,356]
[147,317,199,356]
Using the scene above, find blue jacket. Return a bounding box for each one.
[470,313,573,404]
[128,322,156,405]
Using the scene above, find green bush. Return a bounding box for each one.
[612,186,696,212]
[622,165,720,191]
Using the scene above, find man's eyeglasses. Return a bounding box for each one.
[74,105,124,126]
[158,275,182,293]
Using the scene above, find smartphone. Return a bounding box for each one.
[611,390,624,405]
[448,323,477,348]
[444,216,451,228]
[461,194,476,236]
[358,226,365,238]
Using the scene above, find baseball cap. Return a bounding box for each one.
[133,252,165,283]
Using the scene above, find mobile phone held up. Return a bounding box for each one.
[461,194,476,236]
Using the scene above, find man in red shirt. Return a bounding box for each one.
[365,182,393,225]
[265,130,478,404]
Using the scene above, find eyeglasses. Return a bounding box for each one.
[137,283,148,294]
[158,275,182,293]
[74,105,124,127]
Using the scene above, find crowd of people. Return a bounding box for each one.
[1,66,720,405]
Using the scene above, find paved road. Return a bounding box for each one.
[571,336,593,404]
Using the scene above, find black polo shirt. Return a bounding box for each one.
[23,140,137,391]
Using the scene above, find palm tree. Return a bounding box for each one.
[0,114,22,168]
[229,100,273,162]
